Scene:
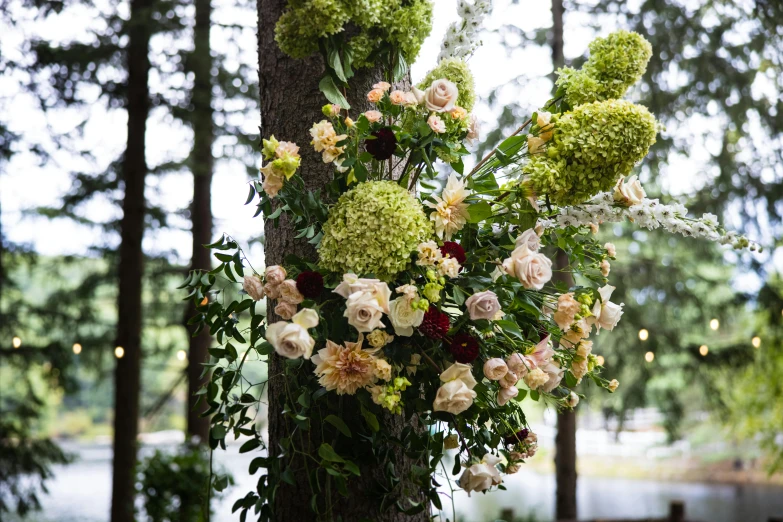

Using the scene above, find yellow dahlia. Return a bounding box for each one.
[312,336,378,395]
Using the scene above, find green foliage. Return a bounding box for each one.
[555,30,652,106]
[418,57,477,112]
[137,444,232,522]
[525,100,658,205]
[319,181,432,280]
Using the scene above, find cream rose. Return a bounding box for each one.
[427,114,446,134]
[600,259,611,277]
[433,379,476,414]
[416,241,443,266]
[260,166,284,198]
[514,228,541,251]
[388,296,425,337]
[344,291,386,333]
[483,358,508,381]
[466,114,480,143]
[264,282,282,300]
[374,359,392,381]
[465,290,501,321]
[497,385,519,406]
[373,81,391,91]
[613,175,646,206]
[538,359,564,393]
[499,370,519,389]
[505,353,530,376]
[333,274,391,312]
[265,265,287,286]
[403,91,419,106]
[278,279,304,304]
[424,79,459,113]
[604,242,616,257]
[566,391,580,408]
[608,379,620,392]
[440,362,478,388]
[523,367,550,390]
[243,275,265,301]
[364,110,382,123]
[437,257,460,278]
[274,300,298,320]
[265,308,319,359]
[458,454,503,496]
[502,244,553,290]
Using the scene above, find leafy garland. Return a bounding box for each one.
[182,11,758,521]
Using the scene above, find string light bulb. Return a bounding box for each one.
[699,345,709,356]
[114,346,125,359]
[638,329,649,341]
[752,336,761,349]
[73,343,82,354]
[645,351,655,363]
[12,336,22,349]
[176,350,187,361]
[709,318,719,330]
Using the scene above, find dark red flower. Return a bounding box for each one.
[419,306,450,339]
[365,127,397,160]
[295,271,324,299]
[504,428,530,446]
[439,241,466,264]
[449,332,479,363]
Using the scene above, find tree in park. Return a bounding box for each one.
[182,2,756,521]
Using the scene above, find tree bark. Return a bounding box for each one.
[185,0,214,443]
[109,0,152,520]
[258,2,426,520]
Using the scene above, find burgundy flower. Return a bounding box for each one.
[440,241,466,264]
[419,306,450,339]
[449,332,479,363]
[295,271,324,299]
[504,428,530,446]
[365,127,397,161]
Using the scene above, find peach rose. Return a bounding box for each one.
[274,300,298,320]
[278,279,304,304]
[265,265,287,286]
[373,81,391,91]
[364,110,382,123]
[427,114,446,134]
[389,90,406,105]
[497,386,519,406]
[367,88,384,103]
[483,358,508,381]
[501,244,553,290]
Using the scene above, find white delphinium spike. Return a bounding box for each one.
[439,0,493,61]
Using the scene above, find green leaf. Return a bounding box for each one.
[318,75,351,109]
[211,424,227,440]
[325,415,352,438]
[495,319,525,341]
[239,438,261,453]
[318,443,345,463]
[467,201,493,223]
[343,460,361,476]
[244,185,255,205]
[328,49,347,83]
[360,405,380,432]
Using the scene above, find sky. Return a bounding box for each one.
[0,0,778,282]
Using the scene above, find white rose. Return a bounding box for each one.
[437,257,460,278]
[589,285,624,332]
[566,391,580,408]
[388,297,425,337]
[613,175,646,206]
[604,242,616,258]
[344,291,386,333]
[424,79,459,113]
[502,244,553,290]
[439,362,478,389]
[466,114,480,143]
[483,358,508,381]
[243,275,265,301]
[458,454,503,496]
[265,308,319,360]
[465,290,501,321]
[334,274,391,313]
[514,228,541,251]
[433,379,477,414]
[497,385,519,406]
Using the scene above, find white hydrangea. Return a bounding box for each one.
[439,0,493,61]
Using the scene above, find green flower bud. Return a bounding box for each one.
[423,282,442,303]
[261,135,279,160]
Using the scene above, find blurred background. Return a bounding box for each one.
[1,0,782,521]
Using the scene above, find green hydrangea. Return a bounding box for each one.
[418,57,476,112]
[556,30,652,106]
[526,99,658,205]
[319,181,432,280]
[276,0,433,69]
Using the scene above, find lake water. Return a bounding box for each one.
[12,442,783,522]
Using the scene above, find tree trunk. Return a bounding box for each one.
[185,0,214,443]
[109,0,152,519]
[549,1,578,519]
[258,2,426,520]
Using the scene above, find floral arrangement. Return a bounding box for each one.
[183,10,758,520]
